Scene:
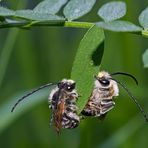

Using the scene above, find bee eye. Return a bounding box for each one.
[99,79,110,86]
[66,83,75,91]
[66,86,72,91]
[68,86,71,90]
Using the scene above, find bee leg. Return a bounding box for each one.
[81,100,100,116]
[100,100,115,115]
[49,114,53,127]
[79,115,85,120]
[98,113,107,120]
[81,108,95,116]
[49,110,55,127]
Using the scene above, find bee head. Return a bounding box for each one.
[95,71,111,87]
[58,79,76,92]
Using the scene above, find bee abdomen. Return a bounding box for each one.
[82,98,115,117]
[81,108,99,116]
[82,102,100,116]
[62,112,80,129]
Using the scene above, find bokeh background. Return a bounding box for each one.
[0,0,148,148]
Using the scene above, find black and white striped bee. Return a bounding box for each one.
[11,79,80,134]
[82,71,148,122]
[48,79,80,133]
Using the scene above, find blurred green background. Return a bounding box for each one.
[0,0,148,148]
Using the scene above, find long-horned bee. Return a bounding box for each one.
[82,71,148,122]
[11,79,80,134]
[48,79,80,133]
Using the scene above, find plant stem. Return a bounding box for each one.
[0,20,94,29]
[64,21,93,28]
[142,29,148,38]
[0,20,147,38]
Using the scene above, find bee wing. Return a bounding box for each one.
[53,99,65,134]
[52,91,66,134]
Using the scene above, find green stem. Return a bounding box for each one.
[142,29,148,38]
[0,20,94,29]
[64,21,93,28]
[0,20,147,38]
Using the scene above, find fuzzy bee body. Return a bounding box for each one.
[82,71,119,118]
[49,79,80,133]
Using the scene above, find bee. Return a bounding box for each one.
[48,79,80,133]
[11,79,80,134]
[82,71,148,122]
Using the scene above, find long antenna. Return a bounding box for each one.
[11,83,55,112]
[111,72,138,85]
[112,78,148,122]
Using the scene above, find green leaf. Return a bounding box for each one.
[98,1,126,22]
[71,25,104,113]
[0,7,15,16]
[139,7,148,29]
[63,0,96,21]
[96,21,142,32]
[0,85,55,134]
[34,0,68,14]
[15,10,65,21]
[142,49,148,68]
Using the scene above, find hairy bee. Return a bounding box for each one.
[82,71,118,119]
[82,71,148,122]
[49,79,80,133]
[11,79,80,134]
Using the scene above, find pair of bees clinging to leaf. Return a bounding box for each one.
[11,71,148,134]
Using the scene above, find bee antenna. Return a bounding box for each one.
[111,72,138,85]
[112,78,148,122]
[11,83,55,112]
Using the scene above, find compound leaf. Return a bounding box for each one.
[15,10,65,21]
[98,1,126,22]
[64,0,96,21]
[34,0,68,14]
[0,7,15,17]
[139,7,148,29]
[96,20,142,32]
